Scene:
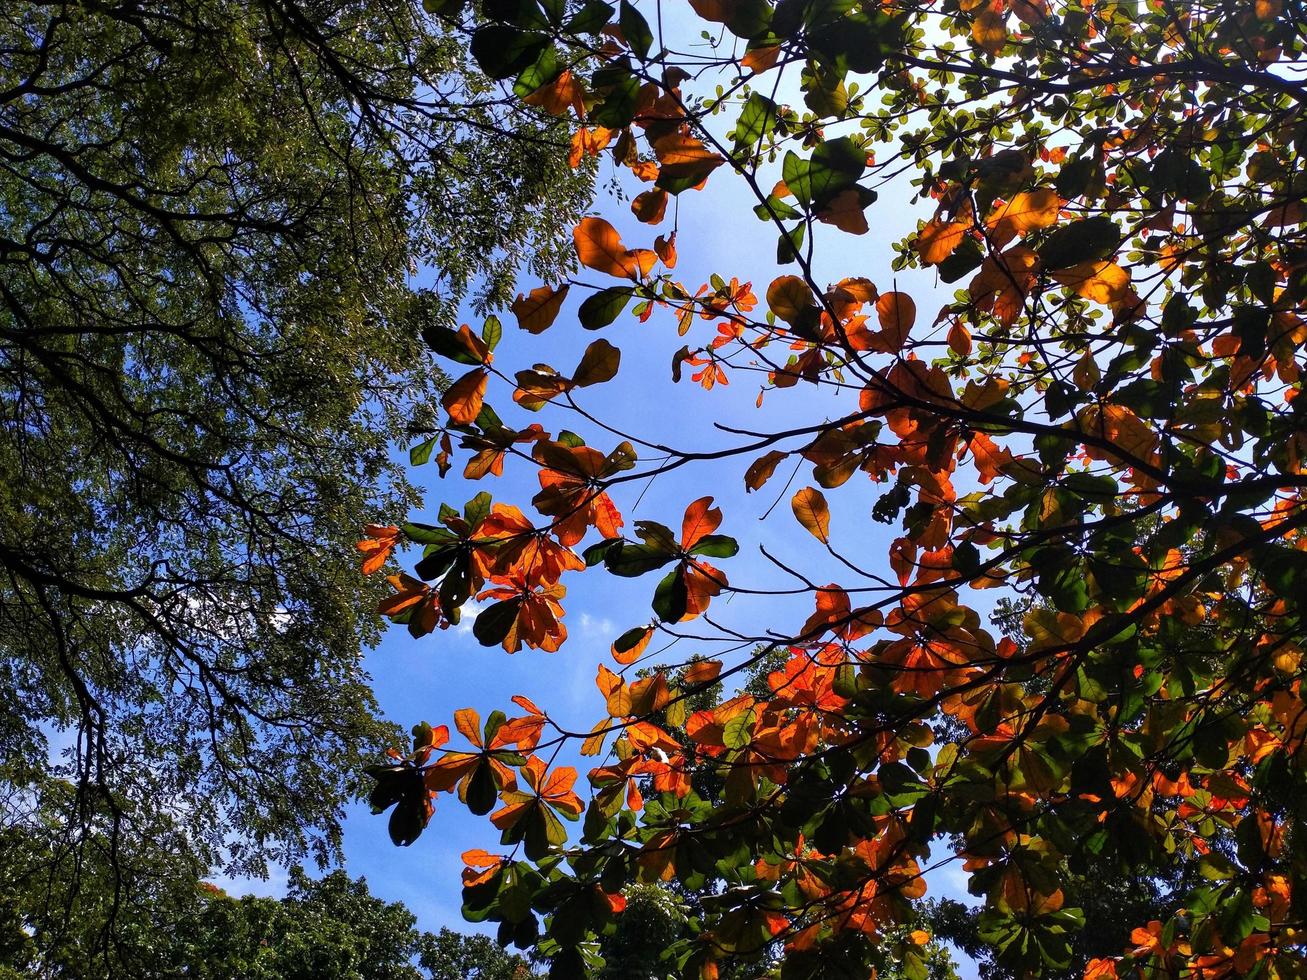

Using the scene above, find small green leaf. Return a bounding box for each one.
[619,0,654,57]
[652,566,689,622]
[579,287,634,329]
[473,597,522,647]
[688,534,738,558]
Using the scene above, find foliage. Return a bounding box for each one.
[367,0,1307,977]
[0,0,594,926]
[0,783,534,979]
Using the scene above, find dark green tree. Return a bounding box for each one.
[0,780,538,979]
[0,0,592,923]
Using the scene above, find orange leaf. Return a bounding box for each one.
[688,0,735,22]
[744,450,787,492]
[655,232,677,269]
[680,496,723,549]
[511,284,570,334]
[461,848,502,868]
[791,487,830,543]
[972,5,1007,54]
[632,188,668,224]
[541,766,584,816]
[652,132,725,189]
[986,188,1060,245]
[574,217,653,280]
[970,431,1015,484]
[815,188,869,235]
[915,219,968,265]
[875,292,917,352]
[522,69,585,116]
[947,320,973,356]
[357,524,400,575]
[612,625,653,665]
[742,45,781,73]
[442,368,487,426]
[683,659,723,685]
[512,694,543,716]
[681,561,725,621]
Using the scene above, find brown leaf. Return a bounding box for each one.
[511,284,570,334]
[791,486,830,543]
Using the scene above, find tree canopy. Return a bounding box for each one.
[365,0,1307,977]
[0,786,535,980]
[0,0,593,919]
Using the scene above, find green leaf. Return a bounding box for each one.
[619,0,654,57]
[722,708,756,749]
[567,0,615,33]
[734,92,779,148]
[783,137,865,208]
[605,541,677,577]
[582,537,621,566]
[612,625,651,654]
[1054,157,1095,199]
[1037,217,1121,269]
[473,597,522,647]
[513,45,562,98]
[409,436,439,466]
[777,223,806,264]
[937,236,983,282]
[809,10,892,73]
[422,325,486,365]
[688,534,738,558]
[1062,472,1118,500]
[466,760,498,815]
[471,25,548,80]
[652,566,689,622]
[590,62,641,127]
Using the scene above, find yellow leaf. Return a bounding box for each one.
[767,275,816,325]
[1052,260,1133,307]
[580,719,609,757]
[1024,607,1086,652]
[986,188,1060,245]
[511,284,569,334]
[791,486,830,543]
[597,664,632,717]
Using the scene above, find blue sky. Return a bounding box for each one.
[227,10,988,975]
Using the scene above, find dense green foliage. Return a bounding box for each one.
[0,0,592,920]
[0,789,536,980]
